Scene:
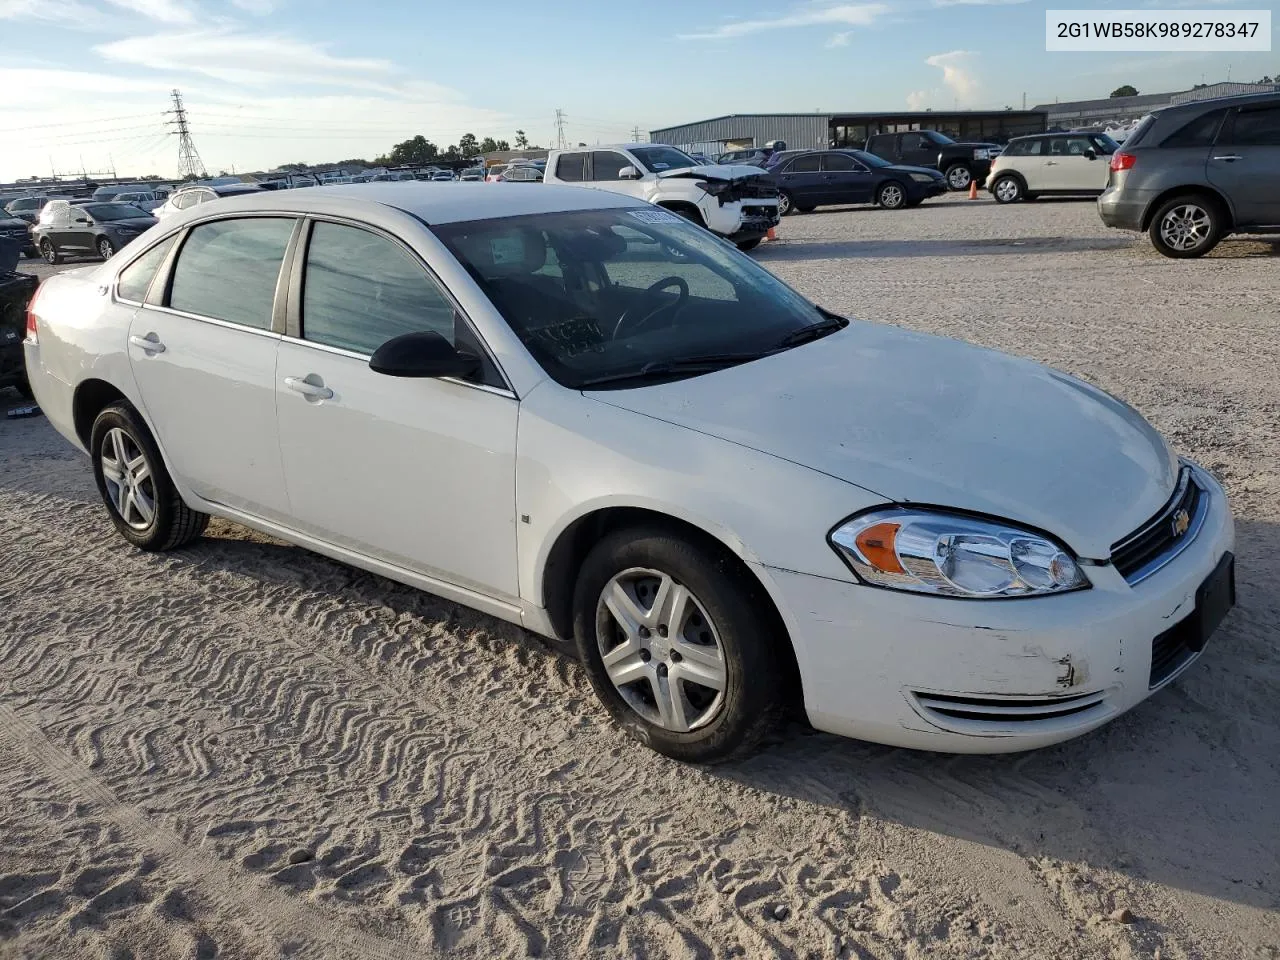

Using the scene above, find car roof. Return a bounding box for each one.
[172,182,643,224]
[1157,90,1280,116]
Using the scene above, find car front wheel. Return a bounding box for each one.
[90,402,209,551]
[878,181,907,209]
[992,175,1025,204]
[1149,195,1222,259]
[573,526,787,763]
[945,164,973,190]
[39,239,62,265]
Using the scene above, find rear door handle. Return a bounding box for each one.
[284,376,333,400]
[1045,161,1058,166]
[1212,154,1243,162]
[129,333,165,353]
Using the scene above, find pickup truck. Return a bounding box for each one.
[544,144,780,250]
[864,130,1002,191]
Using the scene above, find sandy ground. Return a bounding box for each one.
[1,197,1277,960]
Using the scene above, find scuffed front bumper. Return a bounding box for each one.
[758,463,1235,753]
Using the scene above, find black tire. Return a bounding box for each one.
[39,239,62,265]
[796,205,816,213]
[991,174,1025,204]
[96,236,116,261]
[877,181,907,210]
[777,191,797,216]
[944,164,973,191]
[90,401,209,551]
[572,526,787,763]
[736,238,762,252]
[1148,194,1222,259]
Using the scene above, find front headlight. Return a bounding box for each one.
[973,148,992,160]
[829,509,1089,598]
[909,172,936,183]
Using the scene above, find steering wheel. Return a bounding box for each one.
[612,276,689,340]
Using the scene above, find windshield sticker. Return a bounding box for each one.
[490,235,525,265]
[627,209,682,225]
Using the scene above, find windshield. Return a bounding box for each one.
[847,149,892,168]
[85,203,149,220]
[431,208,830,389]
[629,146,697,173]
[926,131,956,145]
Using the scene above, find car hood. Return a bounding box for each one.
[587,322,1177,559]
[103,217,157,228]
[884,164,945,178]
[656,163,768,182]
[0,216,29,229]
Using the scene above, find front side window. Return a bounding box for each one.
[590,151,632,181]
[629,146,696,173]
[432,209,829,389]
[901,133,930,152]
[555,153,587,182]
[821,153,864,172]
[1229,105,1280,146]
[169,218,295,329]
[118,235,177,302]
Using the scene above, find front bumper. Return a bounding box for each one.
[761,463,1235,753]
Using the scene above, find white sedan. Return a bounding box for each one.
[23,184,1235,762]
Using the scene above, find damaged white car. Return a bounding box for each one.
[544,144,780,251]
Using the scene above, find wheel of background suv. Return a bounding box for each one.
[572,526,787,763]
[878,181,907,209]
[97,237,116,260]
[777,191,796,216]
[90,402,209,551]
[945,164,973,191]
[736,238,762,252]
[991,175,1025,204]
[39,239,62,265]
[1148,195,1222,259]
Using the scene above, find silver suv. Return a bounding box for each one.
[1098,92,1280,258]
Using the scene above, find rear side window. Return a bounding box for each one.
[169,218,295,329]
[1228,105,1280,145]
[786,154,821,173]
[117,235,176,303]
[555,153,587,182]
[1160,109,1227,148]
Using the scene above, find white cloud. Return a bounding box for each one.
[230,0,274,13]
[105,0,193,22]
[906,89,930,109]
[925,50,979,102]
[826,31,853,47]
[934,0,1026,6]
[0,0,100,23]
[679,3,889,40]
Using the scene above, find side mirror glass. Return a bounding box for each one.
[369,330,480,379]
[1084,147,1097,160]
[618,165,640,180]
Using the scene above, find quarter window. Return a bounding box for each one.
[555,153,587,182]
[1229,106,1280,146]
[1162,109,1228,148]
[169,218,295,329]
[117,236,176,303]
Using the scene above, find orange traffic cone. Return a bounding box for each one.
[968,180,979,200]
[766,226,777,241]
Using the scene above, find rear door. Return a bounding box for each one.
[820,152,875,204]
[865,134,900,163]
[127,216,298,521]
[1209,103,1280,226]
[777,153,823,205]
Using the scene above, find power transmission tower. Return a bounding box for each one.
[554,109,567,149]
[631,125,643,143]
[166,89,207,180]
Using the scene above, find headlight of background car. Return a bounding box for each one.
[830,509,1088,598]
[909,172,936,183]
[973,148,991,160]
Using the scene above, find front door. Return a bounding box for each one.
[1208,104,1280,226]
[898,132,937,168]
[274,220,520,600]
[820,152,875,204]
[127,216,297,521]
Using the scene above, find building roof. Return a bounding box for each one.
[652,109,1044,135]
[168,182,640,226]
[1034,81,1279,116]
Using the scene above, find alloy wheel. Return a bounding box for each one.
[995,178,1020,203]
[1159,204,1212,252]
[40,240,57,264]
[98,238,114,260]
[596,567,727,733]
[880,184,905,209]
[778,192,792,216]
[947,166,972,190]
[100,427,155,530]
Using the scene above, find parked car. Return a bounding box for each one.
[23,182,1236,762]
[92,183,156,202]
[717,141,787,167]
[0,211,37,257]
[545,144,780,250]
[0,239,39,398]
[987,133,1120,204]
[111,190,164,212]
[1097,91,1280,258]
[4,196,61,224]
[485,165,509,183]
[864,130,1002,191]
[430,171,456,182]
[499,165,543,183]
[33,201,157,263]
[765,150,946,214]
[459,168,485,182]
[152,182,264,219]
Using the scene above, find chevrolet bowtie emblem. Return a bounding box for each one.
[1171,508,1191,538]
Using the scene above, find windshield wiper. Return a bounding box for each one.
[578,353,766,389]
[770,315,848,351]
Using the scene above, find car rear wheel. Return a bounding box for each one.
[90,402,209,551]
[97,237,116,260]
[1149,195,1221,259]
[992,175,1025,204]
[878,181,907,209]
[39,239,62,265]
[573,526,787,763]
[945,164,973,191]
[777,191,796,216]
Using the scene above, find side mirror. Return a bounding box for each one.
[369,330,480,379]
[1084,147,1097,160]
[618,165,640,180]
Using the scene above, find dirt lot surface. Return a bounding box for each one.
[2,198,1277,960]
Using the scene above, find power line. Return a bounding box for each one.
[165,89,207,180]
[554,108,567,150]
[0,112,161,135]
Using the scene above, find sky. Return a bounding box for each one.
[1,0,1276,181]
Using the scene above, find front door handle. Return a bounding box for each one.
[284,376,333,400]
[129,333,165,353]
[1045,160,1059,166]
[1212,154,1243,162]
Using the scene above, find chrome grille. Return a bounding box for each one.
[1110,467,1205,584]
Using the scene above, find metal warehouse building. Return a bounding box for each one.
[650,110,1049,155]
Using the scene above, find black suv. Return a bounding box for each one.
[864,130,1002,191]
[1098,92,1280,258]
